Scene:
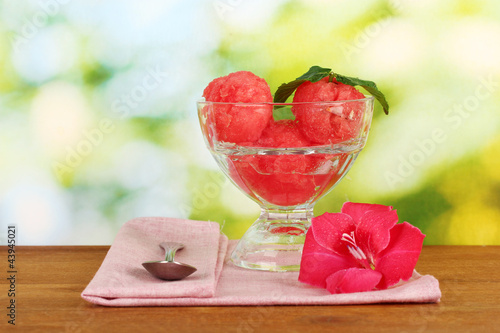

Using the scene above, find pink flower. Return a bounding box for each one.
[299,202,425,294]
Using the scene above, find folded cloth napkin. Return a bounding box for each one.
[83,221,441,306]
[81,217,227,304]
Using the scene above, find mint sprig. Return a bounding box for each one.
[273,66,389,115]
[333,73,389,115]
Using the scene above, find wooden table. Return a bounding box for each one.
[1,246,499,332]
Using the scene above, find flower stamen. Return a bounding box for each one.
[342,232,368,261]
[341,231,356,247]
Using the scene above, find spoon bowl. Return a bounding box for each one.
[142,261,197,281]
[142,242,197,280]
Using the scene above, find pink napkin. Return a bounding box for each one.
[82,219,441,306]
[81,217,228,303]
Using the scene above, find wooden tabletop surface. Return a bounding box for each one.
[1,245,499,332]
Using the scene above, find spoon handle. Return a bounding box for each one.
[160,242,185,262]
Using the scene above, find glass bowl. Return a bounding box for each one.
[197,97,374,271]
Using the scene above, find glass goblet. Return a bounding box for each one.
[197,97,374,271]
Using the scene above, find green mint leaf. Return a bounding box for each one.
[296,65,332,82]
[273,66,332,103]
[333,73,389,115]
[273,80,306,103]
[273,66,389,115]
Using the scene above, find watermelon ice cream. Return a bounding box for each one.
[230,119,343,206]
[202,71,273,144]
[226,118,355,207]
[230,152,351,207]
[199,67,377,207]
[292,77,366,144]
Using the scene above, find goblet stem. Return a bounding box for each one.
[230,205,314,272]
[263,207,313,224]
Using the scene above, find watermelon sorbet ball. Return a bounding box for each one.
[256,119,310,148]
[202,71,273,144]
[228,119,343,206]
[292,77,366,144]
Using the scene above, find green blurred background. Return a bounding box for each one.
[1,0,499,245]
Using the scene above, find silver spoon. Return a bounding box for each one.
[142,242,197,280]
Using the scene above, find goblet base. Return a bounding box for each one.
[230,207,313,272]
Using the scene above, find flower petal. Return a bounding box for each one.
[341,202,393,225]
[375,222,425,289]
[311,212,355,255]
[299,228,359,288]
[326,268,382,294]
[356,209,399,257]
